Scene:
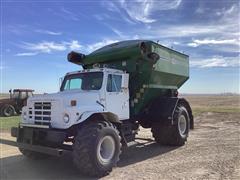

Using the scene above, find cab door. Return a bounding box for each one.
[105,74,129,120]
[16,91,27,113]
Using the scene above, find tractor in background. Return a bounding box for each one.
[0,89,34,117]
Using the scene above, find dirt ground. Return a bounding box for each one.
[182,95,240,110]
[0,96,239,180]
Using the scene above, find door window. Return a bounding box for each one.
[20,92,27,99]
[107,74,122,92]
[12,91,20,99]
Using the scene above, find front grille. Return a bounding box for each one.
[32,102,51,125]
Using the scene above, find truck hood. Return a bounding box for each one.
[28,90,101,107]
[22,90,103,129]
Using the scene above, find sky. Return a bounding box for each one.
[1,0,239,94]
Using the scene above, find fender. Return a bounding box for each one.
[78,111,121,124]
[178,98,194,129]
[140,97,194,129]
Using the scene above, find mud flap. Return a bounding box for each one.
[148,97,179,125]
[141,97,193,129]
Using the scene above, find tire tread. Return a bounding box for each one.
[73,120,121,177]
[151,104,189,146]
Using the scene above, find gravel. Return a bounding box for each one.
[0,112,239,180]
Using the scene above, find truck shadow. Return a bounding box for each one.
[118,138,178,167]
[0,138,17,147]
[0,138,178,179]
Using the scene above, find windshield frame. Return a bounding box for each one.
[60,71,104,91]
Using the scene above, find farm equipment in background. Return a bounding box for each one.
[0,89,34,117]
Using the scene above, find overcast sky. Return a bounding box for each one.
[1,0,239,94]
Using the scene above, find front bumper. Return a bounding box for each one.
[11,125,70,156]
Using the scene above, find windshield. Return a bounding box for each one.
[61,72,103,91]
[12,92,19,98]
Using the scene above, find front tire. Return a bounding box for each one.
[73,120,121,177]
[151,104,189,146]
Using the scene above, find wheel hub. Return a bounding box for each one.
[5,107,13,116]
[6,108,12,113]
[178,115,187,136]
[97,136,115,164]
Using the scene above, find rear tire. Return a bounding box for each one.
[2,104,15,117]
[73,120,121,177]
[19,148,49,159]
[151,105,189,146]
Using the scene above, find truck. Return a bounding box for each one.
[0,89,34,117]
[11,40,193,177]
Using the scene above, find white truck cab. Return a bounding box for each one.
[21,68,129,129]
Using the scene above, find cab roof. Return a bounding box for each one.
[13,89,34,92]
[66,67,125,76]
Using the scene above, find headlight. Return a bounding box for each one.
[23,112,27,120]
[63,113,70,123]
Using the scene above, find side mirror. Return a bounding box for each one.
[59,77,63,89]
[121,74,129,89]
[9,89,12,98]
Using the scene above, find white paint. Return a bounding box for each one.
[21,68,130,129]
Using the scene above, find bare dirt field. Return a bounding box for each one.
[0,95,240,180]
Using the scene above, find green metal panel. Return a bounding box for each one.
[70,40,189,116]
